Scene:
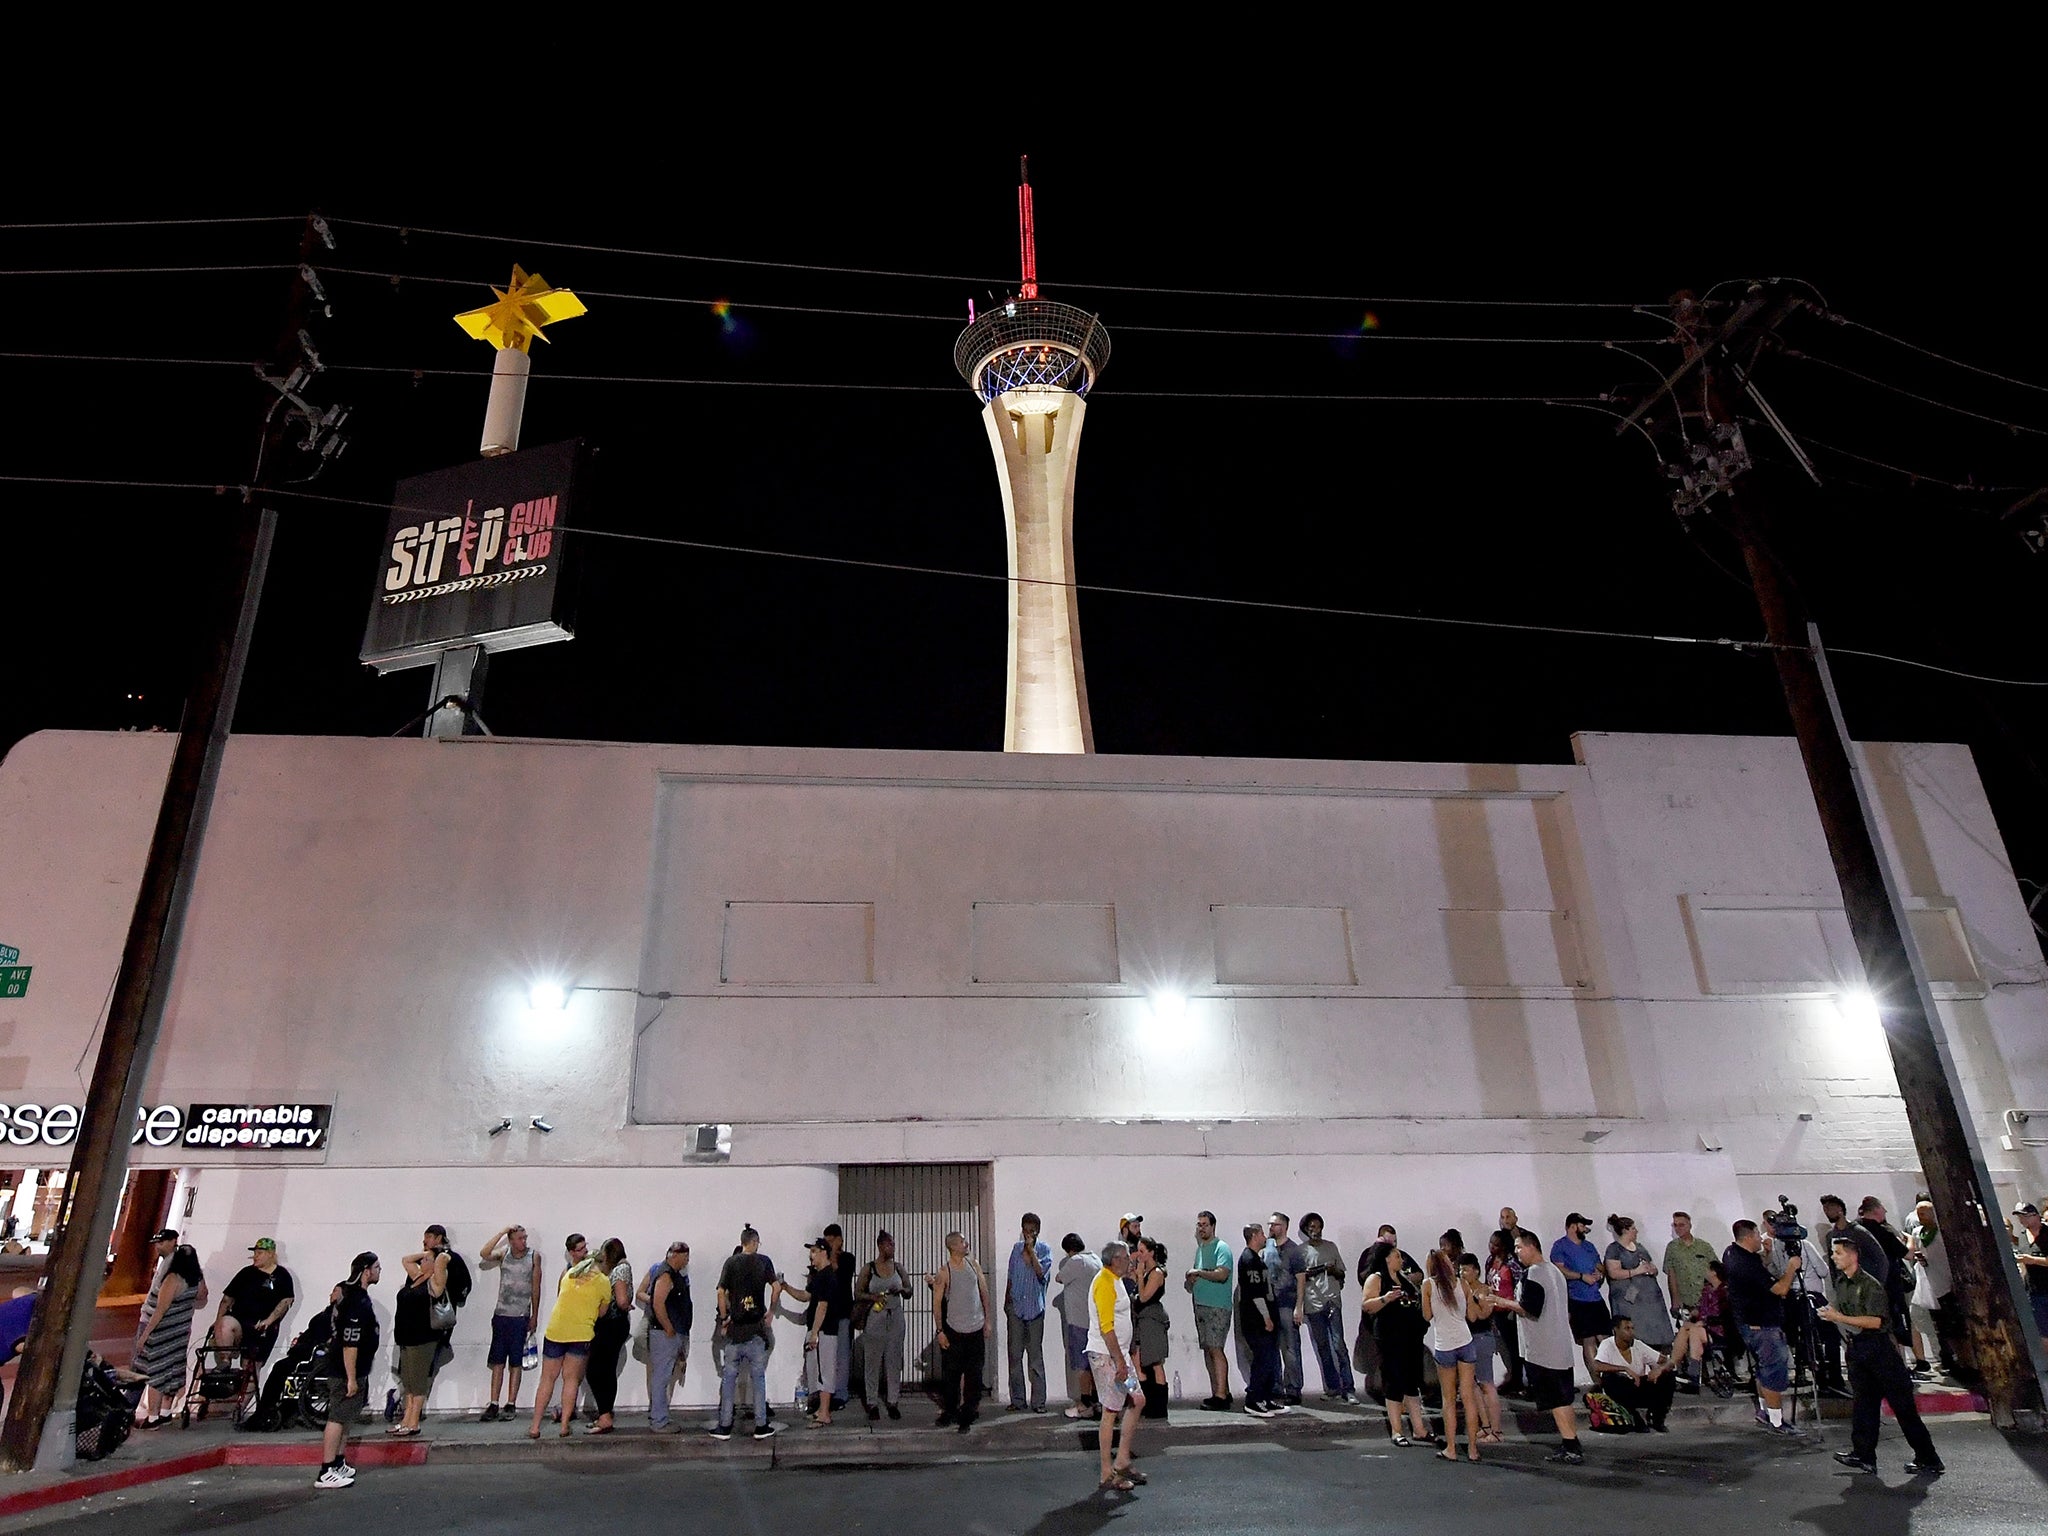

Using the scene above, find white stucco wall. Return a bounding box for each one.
[2,726,2044,1409]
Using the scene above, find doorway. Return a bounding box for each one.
[837,1163,993,1386]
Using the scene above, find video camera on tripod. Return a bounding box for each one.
[1766,1196,1808,1252]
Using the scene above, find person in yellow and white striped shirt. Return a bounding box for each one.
[1085,1242,1146,1494]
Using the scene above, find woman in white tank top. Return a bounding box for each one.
[1422,1243,1483,1463]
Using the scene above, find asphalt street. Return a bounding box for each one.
[10,1422,2048,1536]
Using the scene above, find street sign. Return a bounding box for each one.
[0,945,18,965]
[0,967,28,998]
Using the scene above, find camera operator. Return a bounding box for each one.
[1818,1235,1943,1477]
[1722,1221,1804,1436]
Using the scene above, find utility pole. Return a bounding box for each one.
[1626,284,2048,1425]
[0,215,344,1473]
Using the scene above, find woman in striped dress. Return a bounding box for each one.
[130,1245,207,1426]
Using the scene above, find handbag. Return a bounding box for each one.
[631,1305,652,1363]
[851,1264,877,1332]
[1909,1260,1937,1312]
[429,1294,457,1332]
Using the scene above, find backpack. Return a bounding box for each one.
[1586,1391,1636,1433]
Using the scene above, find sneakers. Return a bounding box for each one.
[1200,1396,1229,1411]
[884,1402,900,1420]
[1336,1392,1359,1404]
[1676,1378,1701,1395]
[1833,1452,1877,1473]
[480,1403,500,1423]
[707,1424,733,1441]
[1545,1447,1585,1465]
[314,1464,355,1489]
[1244,1401,1278,1418]
[753,1422,780,1440]
[1904,1459,1944,1476]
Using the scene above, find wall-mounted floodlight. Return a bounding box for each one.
[531,1117,554,1134]
[1148,989,1187,1025]
[528,980,569,1013]
[1834,989,1881,1032]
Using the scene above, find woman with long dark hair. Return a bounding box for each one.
[583,1238,633,1434]
[127,1244,206,1427]
[1361,1240,1431,1447]
[1132,1238,1171,1420]
[1422,1242,1480,1463]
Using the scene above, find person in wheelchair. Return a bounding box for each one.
[243,1284,343,1431]
[213,1238,296,1369]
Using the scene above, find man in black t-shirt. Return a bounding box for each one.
[1237,1220,1285,1418]
[1723,1222,1802,1436]
[316,1253,381,1490]
[710,1226,781,1440]
[216,1238,296,1365]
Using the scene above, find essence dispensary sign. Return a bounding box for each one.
[359,437,589,673]
[0,1102,332,1151]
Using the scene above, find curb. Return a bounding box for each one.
[0,1439,426,1519]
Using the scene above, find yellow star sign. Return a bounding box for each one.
[453,265,587,353]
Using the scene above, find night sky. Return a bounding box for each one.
[7,106,2046,907]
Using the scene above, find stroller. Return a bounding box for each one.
[77,1352,136,1462]
[185,1339,260,1426]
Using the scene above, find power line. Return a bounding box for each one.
[1780,429,2041,494]
[1784,349,2048,441]
[0,350,1608,404]
[5,468,2043,687]
[0,263,297,278]
[323,215,1664,311]
[1819,309,2048,398]
[322,264,1655,345]
[0,215,299,231]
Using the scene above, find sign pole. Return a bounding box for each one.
[422,268,585,740]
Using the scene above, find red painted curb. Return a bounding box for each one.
[1891,1390,1987,1416]
[0,1437,429,1516]
[0,1448,227,1519]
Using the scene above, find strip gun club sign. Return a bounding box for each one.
[360,438,589,672]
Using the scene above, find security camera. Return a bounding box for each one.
[531,1117,554,1134]
[488,1118,512,1137]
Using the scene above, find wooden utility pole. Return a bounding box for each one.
[1633,284,2048,1424]
[0,216,337,1472]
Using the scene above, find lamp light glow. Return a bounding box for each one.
[1149,989,1187,1025]
[527,980,569,1013]
[1835,989,1881,1031]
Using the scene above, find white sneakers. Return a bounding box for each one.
[314,1463,356,1489]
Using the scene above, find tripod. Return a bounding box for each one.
[1778,1258,1826,1442]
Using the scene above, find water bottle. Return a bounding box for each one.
[1173,1371,1182,1403]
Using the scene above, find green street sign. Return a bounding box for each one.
[0,944,18,965]
[0,967,29,999]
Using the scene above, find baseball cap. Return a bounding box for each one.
[1565,1212,1591,1227]
[249,1237,277,1252]
[806,1236,830,1252]
[1120,1212,1143,1225]
[2015,1201,2041,1217]
[150,1228,178,1243]
[348,1251,379,1281]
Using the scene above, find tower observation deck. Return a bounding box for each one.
[954,162,1111,754]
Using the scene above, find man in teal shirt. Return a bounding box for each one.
[1184,1210,1234,1408]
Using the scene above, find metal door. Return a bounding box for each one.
[838,1163,993,1386]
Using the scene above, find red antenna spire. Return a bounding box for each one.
[1017,155,1038,300]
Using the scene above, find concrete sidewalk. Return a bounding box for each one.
[0,1382,1989,1513]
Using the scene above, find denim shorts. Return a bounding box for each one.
[1431,1339,1480,1368]
[1741,1323,1789,1392]
[1064,1323,1089,1373]
[1471,1331,1497,1384]
[488,1313,529,1366]
[542,1337,590,1360]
